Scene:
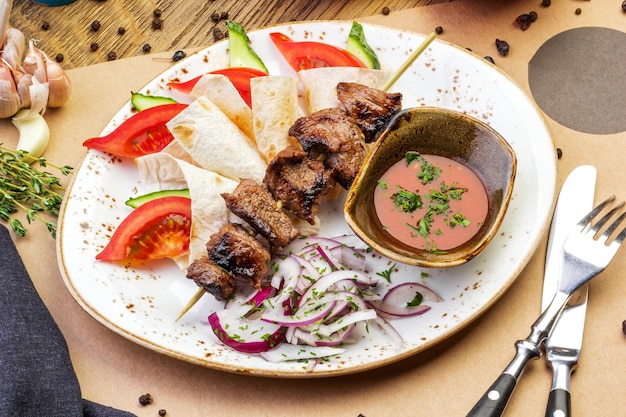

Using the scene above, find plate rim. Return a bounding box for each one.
[56,19,557,378]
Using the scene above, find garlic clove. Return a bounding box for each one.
[0,61,20,118]
[13,76,48,119]
[23,39,47,83]
[0,0,12,49]
[2,27,26,70]
[12,110,50,160]
[15,71,32,109]
[39,49,71,108]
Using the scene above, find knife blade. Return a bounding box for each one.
[541,164,596,417]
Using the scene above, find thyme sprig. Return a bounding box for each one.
[0,146,73,238]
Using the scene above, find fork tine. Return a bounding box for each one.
[590,200,625,235]
[602,208,626,244]
[578,195,615,229]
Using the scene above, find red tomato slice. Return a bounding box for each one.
[83,103,188,158]
[96,196,192,261]
[166,67,267,107]
[269,32,366,72]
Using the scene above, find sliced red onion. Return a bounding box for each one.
[206,233,442,361]
[314,309,377,337]
[260,343,346,363]
[261,298,336,327]
[208,307,286,354]
[383,282,443,303]
[367,282,443,317]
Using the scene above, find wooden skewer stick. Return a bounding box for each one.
[174,31,437,323]
[175,286,206,322]
[381,32,437,92]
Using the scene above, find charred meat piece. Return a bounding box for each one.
[222,178,300,251]
[336,82,402,143]
[186,256,235,300]
[264,146,335,225]
[289,108,365,189]
[206,223,270,290]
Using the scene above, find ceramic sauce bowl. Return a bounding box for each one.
[344,106,517,268]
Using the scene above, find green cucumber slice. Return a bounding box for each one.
[346,21,381,70]
[125,189,190,208]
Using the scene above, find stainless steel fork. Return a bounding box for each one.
[466,195,626,417]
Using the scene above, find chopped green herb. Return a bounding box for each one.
[391,186,422,213]
[441,181,467,200]
[376,263,397,283]
[417,159,442,184]
[377,179,388,189]
[449,212,470,228]
[405,151,422,165]
[407,292,424,307]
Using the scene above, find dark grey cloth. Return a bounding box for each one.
[0,225,136,417]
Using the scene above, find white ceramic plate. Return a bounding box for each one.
[57,21,556,377]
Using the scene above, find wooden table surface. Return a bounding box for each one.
[10,0,450,69]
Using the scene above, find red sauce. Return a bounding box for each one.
[374,153,488,251]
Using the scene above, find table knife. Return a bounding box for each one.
[541,164,596,417]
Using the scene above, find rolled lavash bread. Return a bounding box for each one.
[166,95,267,183]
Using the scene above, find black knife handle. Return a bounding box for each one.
[466,373,517,417]
[545,388,571,417]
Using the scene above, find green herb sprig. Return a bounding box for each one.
[0,146,73,238]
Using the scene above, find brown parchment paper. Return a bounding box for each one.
[1,1,625,416]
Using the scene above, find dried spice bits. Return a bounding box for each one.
[172,50,186,61]
[138,393,153,406]
[515,11,538,31]
[495,38,510,56]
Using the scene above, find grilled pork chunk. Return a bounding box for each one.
[222,178,300,251]
[336,82,402,143]
[288,108,365,189]
[264,146,336,225]
[205,223,270,290]
[186,256,235,300]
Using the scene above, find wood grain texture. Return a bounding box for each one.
[9,0,450,69]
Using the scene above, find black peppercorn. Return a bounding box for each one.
[575,8,582,15]
[495,38,510,56]
[117,27,126,35]
[213,27,225,41]
[483,56,495,64]
[556,148,563,159]
[515,14,530,31]
[541,0,551,7]
[622,0,626,12]
[138,393,153,406]
[142,43,152,53]
[158,410,167,417]
[153,8,162,18]
[172,50,186,61]
[41,21,50,31]
[55,53,64,63]
[90,42,99,51]
[106,51,116,61]
[622,320,626,335]
[220,12,229,20]
[528,11,538,22]
[90,20,101,32]
[152,18,163,30]
[435,26,443,35]
[211,12,220,22]
[381,6,390,15]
